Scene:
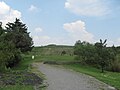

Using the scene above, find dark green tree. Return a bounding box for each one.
[0,22,4,35]
[0,25,21,71]
[74,40,96,64]
[61,51,66,55]
[5,18,33,52]
[0,41,21,70]
[95,39,111,73]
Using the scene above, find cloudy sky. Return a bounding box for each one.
[0,0,120,46]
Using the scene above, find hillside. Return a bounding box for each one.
[31,45,74,56]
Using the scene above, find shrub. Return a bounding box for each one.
[0,41,21,71]
[110,60,120,72]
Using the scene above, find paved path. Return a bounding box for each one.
[36,63,116,90]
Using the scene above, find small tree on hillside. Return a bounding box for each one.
[61,51,66,55]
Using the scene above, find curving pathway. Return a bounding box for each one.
[36,63,116,90]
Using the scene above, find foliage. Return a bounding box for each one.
[94,39,111,73]
[0,25,21,70]
[111,59,120,72]
[61,50,66,55]
[74,39,120,72]
[0,19,33,71]
[0,41,21,70]
[74,41,97,64]
[5,18,33,53]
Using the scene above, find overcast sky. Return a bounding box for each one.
[0,0,120,46]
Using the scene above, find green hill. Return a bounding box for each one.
[31,45,74,56]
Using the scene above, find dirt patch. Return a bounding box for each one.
[0,71,43,86]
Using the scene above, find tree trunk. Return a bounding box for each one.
[101,66,104,73]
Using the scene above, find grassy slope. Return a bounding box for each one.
[31,45,74,56]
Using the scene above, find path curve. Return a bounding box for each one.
[36,63,116,90]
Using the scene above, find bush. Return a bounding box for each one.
[110,60,120,72]
[0,41,21,71]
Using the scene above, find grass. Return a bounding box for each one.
[0,85,34,90]
[65,64,120,90]
[33,55,75,62]
[13,54,33,70]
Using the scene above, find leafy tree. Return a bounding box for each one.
[0,41,21,70]
[0,19,34,71]
[95,39,111,73]
[74,40,82,55]
[0,26,21,71]
[74,40,96,64]
[74,39,120,72]
[5,18,33,52]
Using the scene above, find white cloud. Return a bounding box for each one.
[29,5,38,12]
[33,35,73,46]
[117,38,120,42]
[63,20,94,42]
[32,26,73,46]
[35,27,43,32]
[115,38,120,46]
[102,38,120,47]
[0,1,21,27]
[0,1,10,15]
[33,35,50,46]
[65,0,110,16]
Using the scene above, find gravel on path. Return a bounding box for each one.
[36,63,116,90]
